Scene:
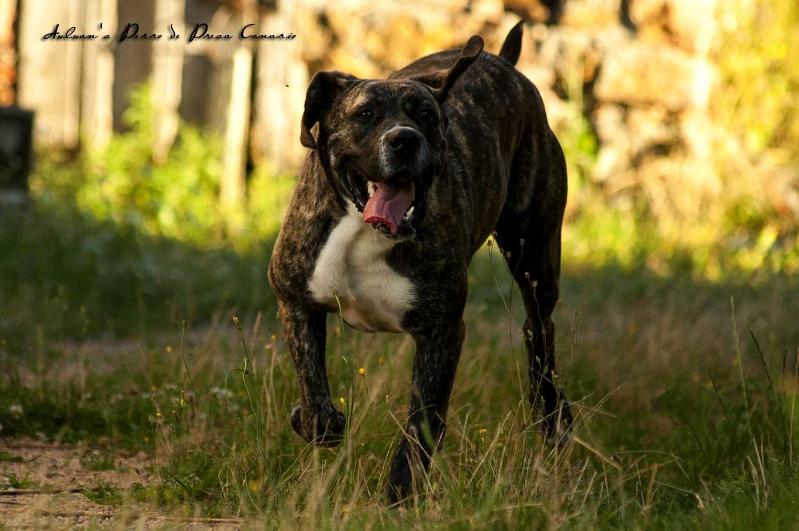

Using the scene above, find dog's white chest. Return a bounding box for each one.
[308,209,415,332]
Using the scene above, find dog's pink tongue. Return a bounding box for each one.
[363,182,413,235]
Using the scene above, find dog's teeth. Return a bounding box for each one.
[368,182,376,196]
[403,206,415,221]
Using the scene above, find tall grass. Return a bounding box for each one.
[1,247,797,527]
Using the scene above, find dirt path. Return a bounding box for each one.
[0,440,240,529]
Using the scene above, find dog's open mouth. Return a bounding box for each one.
[362,180,416,236]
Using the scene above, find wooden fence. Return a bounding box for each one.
[3,0,307,207]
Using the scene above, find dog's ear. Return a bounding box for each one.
[413,35,484,102]
[300,71,357,149]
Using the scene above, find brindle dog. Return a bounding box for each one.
[268,22,572,504]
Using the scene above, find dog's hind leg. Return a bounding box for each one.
[494,130,573,446]
[495,221,573,445]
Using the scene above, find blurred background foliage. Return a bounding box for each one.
[704,0,799,275]
[559,0,799,278]
[37,85,296,250]
[716,0,799,158]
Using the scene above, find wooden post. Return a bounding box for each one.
[17,0,84,149]
[220,0,256,212]
[112,0,154,131]
[151,0,184,161]
[0,0,16,105]
[252,0,307,173]
[81,0,116,151]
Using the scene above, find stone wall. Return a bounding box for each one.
[296,0,721,221]
[8,0,731,219]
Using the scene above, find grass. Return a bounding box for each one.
[81,452,120,472]
[0,451,24,463]
[0,473,38,491]
[82,483,124,506]
[0,202,274,348]
[1,198,798,528]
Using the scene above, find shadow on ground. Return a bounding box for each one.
[2,196,797,388]
[0,199,277,349]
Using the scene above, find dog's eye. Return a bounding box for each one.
[419,109,436,123]
[356,109,374,121]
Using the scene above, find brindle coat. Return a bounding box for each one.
[269,22,572,504]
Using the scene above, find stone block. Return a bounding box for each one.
[629,0,718,53]
[503,0,551,23]
[627,106,677,155]
[561,0,623,29]
[594,42,707,110]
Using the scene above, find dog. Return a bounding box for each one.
[268,21,572,503]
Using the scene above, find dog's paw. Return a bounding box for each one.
[384,465,413,507]
[383,440,426,507]
[542,401,574,449]
[290,405,346,447]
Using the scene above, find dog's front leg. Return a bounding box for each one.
[278,300,345,447]
[386,317,465,504]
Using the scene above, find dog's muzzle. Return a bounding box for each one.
[360,127,428,237]
[383,126,422,158]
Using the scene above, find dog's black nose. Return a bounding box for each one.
[385,127,421,154]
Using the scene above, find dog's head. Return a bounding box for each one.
[300,36,484,238]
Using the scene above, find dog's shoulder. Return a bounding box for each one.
[268,153,340,303]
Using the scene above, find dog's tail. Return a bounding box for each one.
[498,21,524,66]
